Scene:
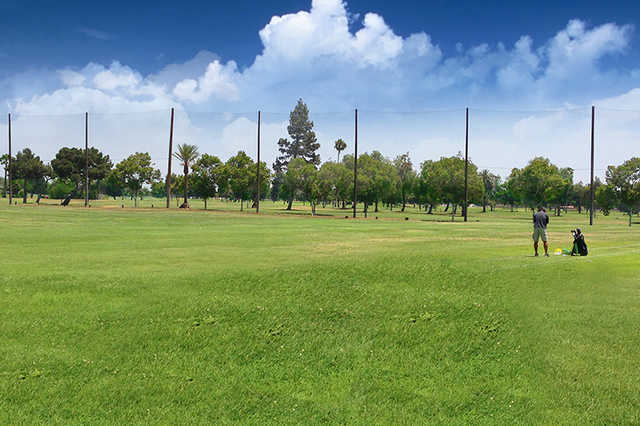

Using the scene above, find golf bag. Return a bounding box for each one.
[571,229,588,256]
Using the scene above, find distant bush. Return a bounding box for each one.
[49,180,75,199]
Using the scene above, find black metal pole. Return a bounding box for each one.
[166,107,174,208]
[464,107,469,223]
[256,110,261,214]
[85,112,89,207]
[8,113,11,205]
[353,108,358,218]
[590,105,595,226]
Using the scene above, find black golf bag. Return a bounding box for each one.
[571,229,588,256]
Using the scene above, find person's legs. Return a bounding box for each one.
[533,230,539,256]
[542,229,549,256]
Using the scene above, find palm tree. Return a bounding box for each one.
[334,139,347,163]
[173,144,199,208]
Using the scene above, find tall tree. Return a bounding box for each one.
[13,149,48,204]
[416,160,444,214]
[595,184,617,216]
[393,153,415,212]
[282,158,320,215]
[51,147,112,198]
[173,144,200,208]
[509,157,563,209]
[354,152,395,215]
[334,139,347,163]
[103,170,124,200]
[571,182,588,214]
[225,151,254,211]
[273,99,320,210]
[421,154,483,217]
[545,167,574,216]
[191,154,223,210]
[1,154,9,198]
[495,180,520,212]
[114,153,160,207]
[479,169,501,212]
[250,161,271,208]
[605,157,640,226]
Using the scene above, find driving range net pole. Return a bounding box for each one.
[590,105,595,226]
[8,113,11,205]
[353,108,358,218]
[464,107,469,223]
[256,110,261,214]
[166,107,174,208]
[85,112,89,207]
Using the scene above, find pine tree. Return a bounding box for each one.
[273,99,320,210]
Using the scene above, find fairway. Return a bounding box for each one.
[1,203,639,424]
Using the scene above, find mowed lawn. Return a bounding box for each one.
[1,203,639,424]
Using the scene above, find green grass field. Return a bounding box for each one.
[1,200,639,424]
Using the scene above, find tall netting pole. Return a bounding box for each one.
[353,108,358,218]
[85,112,89,207]
[590,105,595,226]
[256,110,261,214]
[7,113,11,205]
[464,107,469,223]
[166,107,174,208]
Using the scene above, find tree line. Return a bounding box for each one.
[2,99,639,224]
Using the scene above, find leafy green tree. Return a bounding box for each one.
[51,147,83,191]
[353,152,395,215]
[571,183,588,214]
[151,181,167,199]
[479,169,501,212]
[103,170,124,200]
[544,167,574,216]
[416,160,443,214]
[281,157,307,209]
[49,179,76,199]
[300,163,321,215]
[415,155,482,217]
[51,147,112,198]
[509,157,564,210]
[173,144,200,208]
[273,99,320,210]
[1,154,9,198]
[439,154,483,217]
[605,157,640,226]
[595,184,616,216]
[393,153,415,212]
[114,153,160,207]
[495,180,520,212]
[316,161,352,209]
[282,158,320,214]
[225,151,254,211]
[250,161,271,207]
[13,148,49,204]
[34,164,53,203]
[191,154,224,210]
[334,139,347,163]
[368,151,396,213]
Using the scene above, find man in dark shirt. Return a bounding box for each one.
[532,207,550,257]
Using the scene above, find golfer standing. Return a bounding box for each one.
[533,207,550,257]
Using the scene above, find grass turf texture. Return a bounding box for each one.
[1,202,639,424]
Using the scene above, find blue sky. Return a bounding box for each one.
[1,0,639,181]
[1,0,638,75]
